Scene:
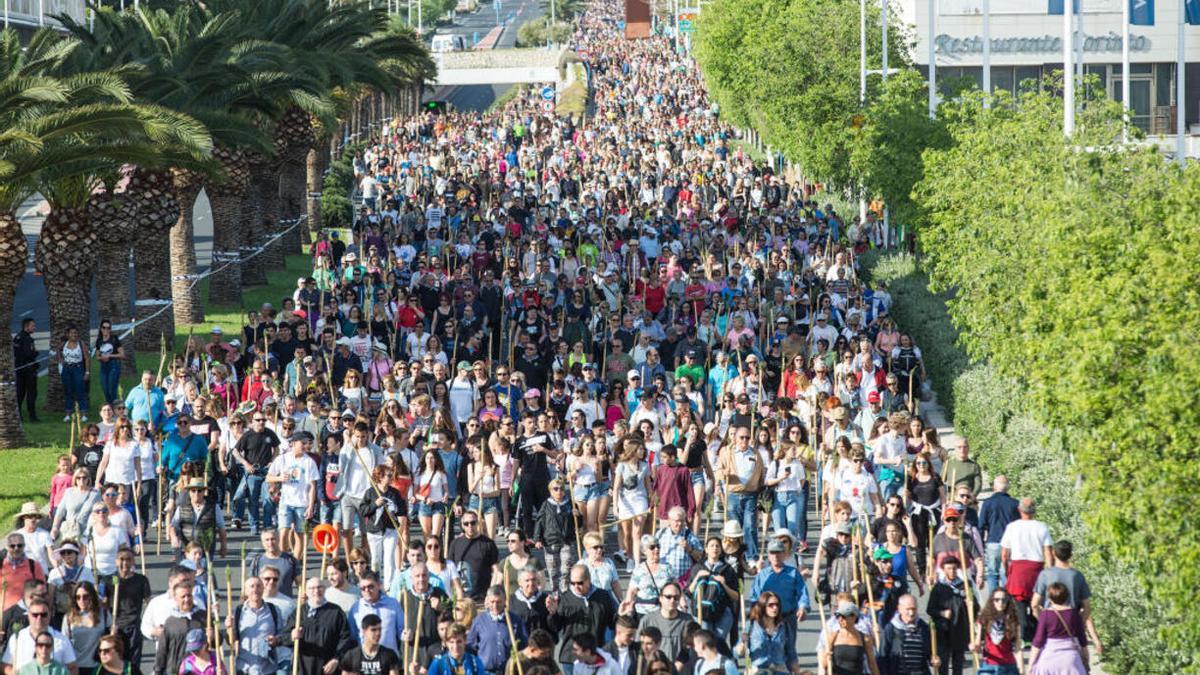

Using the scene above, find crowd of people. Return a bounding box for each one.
[5,2,1101,675]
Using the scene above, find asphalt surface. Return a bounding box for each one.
[424,0,545,111]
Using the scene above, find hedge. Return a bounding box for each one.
[861,250,1186,673]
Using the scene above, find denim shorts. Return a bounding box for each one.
[587,480,611,502]
[468,495,500,515]
[279,505,307,532]
[418,502,447,517]
[689,470,706,486]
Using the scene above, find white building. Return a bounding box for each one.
[896,0,1199,136]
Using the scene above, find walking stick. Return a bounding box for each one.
[443,496,458,551]
[155,332,168,388]
[859,538,881,646]
[155,473,164,556]
[957,532,981,670]
[908,366,918,417]
[239,542,246,590]
[411,590,425,672]
[132,480,147,572]
[109,575,121,635]
[226,566,236,675]
[291,528,307,675]
[402,589,410,671]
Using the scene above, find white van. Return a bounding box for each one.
[431,34,467,53]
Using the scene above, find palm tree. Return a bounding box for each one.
[59,5,262,331]
[0,28,202,445]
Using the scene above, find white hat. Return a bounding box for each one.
[336,337,352,347]
[210,326,223,335]
[721,521,744,539]
[627,369,641,381]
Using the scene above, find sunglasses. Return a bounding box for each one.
[36,642,54,649]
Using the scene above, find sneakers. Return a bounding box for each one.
[613,550,628,566]
[626,558,637,572]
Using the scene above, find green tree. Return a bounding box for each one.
[914,84,1200,667]
[694,0,910,187]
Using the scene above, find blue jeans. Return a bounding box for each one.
[979,665,1020,675]
[727,491,759,560]
[62,364,88,413]
[985,542,1005,598]
[100,359,121,404]
[771,490,804,545]
[233,473,268,532]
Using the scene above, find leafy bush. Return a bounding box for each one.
[516,17,572,47]
[862,251,1190,673]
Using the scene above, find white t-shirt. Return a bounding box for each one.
[837,471,878,516]
[1000,518,1052,562]
[87,525,128,575]
[269,453,320,508]
[2,626,77,671]
[102,440,145,485]
[448,378,477,424]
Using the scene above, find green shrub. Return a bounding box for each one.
[861,250,1189,673]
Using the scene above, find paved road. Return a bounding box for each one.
[136,480,844,667]
[425,0,545,111]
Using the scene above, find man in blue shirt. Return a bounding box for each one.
[977,475,1020,598]
[467,586,526,675]
[160,415,208,483]
[123,370,165,432]
[348,572,404,653]
[748,538,811,641]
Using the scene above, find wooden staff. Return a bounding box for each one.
[132,480,147,572]
[68,406,77,451]
[239,541,247,590]
[226,566,236,675]
[694,583,703,624]
[410,589,425,673]
[323,353,338,408]
[908,366,919,417]
[443,496,458,551]
[859,537,881,646]
[738,579,751,672]
[599,509,652,531]
[154,332,168,388]
[205,555,225,675]
[155,471,164,556]
[402,587,410,671]
[957,531,981,670]
[109,575,121,635]
[291,528,307,675]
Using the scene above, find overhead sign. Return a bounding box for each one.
[540,100,555,113]
[540,85,555,100]
[678,11,696,32]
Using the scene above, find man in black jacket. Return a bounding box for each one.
[546,564,618,674]
[878,594,937,675]
[603,616,639,675]
[13,318,38,422]
[509,568,554,640]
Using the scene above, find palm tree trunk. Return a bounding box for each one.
[207,189,244,306]
[279,162,306,254]
[95,240,131,330]
[134,232,177,349]
[35,208,98,415]
[306,146,326,243]
[0,214,29,448]
[252,168,284,272]
[170,184,204,324]
[240,180,268,287]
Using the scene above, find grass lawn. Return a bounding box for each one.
[3,251,315,525]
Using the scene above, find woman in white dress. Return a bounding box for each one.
[612,438,651,569]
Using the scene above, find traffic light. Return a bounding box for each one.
[425,100,451,115]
